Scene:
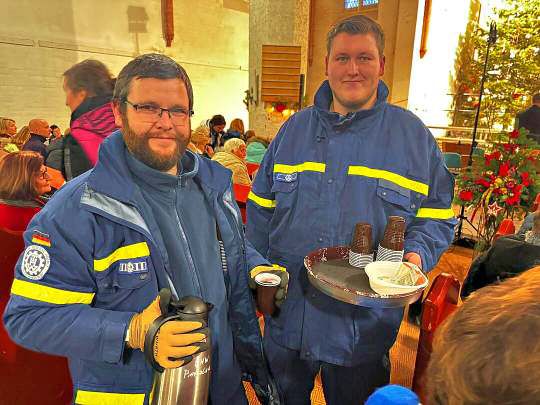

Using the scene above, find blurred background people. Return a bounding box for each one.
[427,266,540,405]
[461,209,540,298]
[0,118,17,151]
[56,59,117,179]
[49,124,62,142]
[516,93,540,143]
[22,119,50,159]
[0,151,51,231]
[188,124,214,158]
[209,114,226,149]
[212,138,251,186]
[245,129,269,164]
[223,118,245,144]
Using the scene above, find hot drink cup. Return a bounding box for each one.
[255,272,281,316]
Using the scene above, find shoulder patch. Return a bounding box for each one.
[21,245,51,280]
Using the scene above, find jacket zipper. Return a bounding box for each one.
[174,181,203,297]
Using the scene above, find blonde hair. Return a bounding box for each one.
[11,126,31,148]
[224,138,245,153]
[0,117,15,136]
[427,266,540,404]
[191,125,210,144]
[229,118,244,135]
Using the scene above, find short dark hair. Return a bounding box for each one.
[427,266,540,404]
[63,59,115,97]
[326,15,385,57]
[532,93,540,104]
[50,124,59,130]
[113,53,194,113]
[209,114,226,127]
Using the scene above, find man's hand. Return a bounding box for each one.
[249,265,289,307]
[404,252,423,270]
[127,295,208,369]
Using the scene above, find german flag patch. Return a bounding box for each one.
[32,231,51,247]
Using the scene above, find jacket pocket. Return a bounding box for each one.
[271,178,298,194]
[376,179,416,218]
[95,265,152,293]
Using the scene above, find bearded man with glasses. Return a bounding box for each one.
[5,54,282,405]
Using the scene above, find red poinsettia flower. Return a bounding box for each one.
[513,184,523,194]
[502,143,519,153]
[485,151,502,165]
[498,162,510,177]
[275,103,286,113]
[509,129,520,139]
[475,178,492,188]
[506,194,520,205]
[521,172,531,187]
[459,190,474,202]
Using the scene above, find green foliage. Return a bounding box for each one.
[452,0,540,133]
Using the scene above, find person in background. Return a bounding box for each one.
[516,93,540,143]
[11,126,31,150]
[0,151,51,231]
[4,53,280,404]
[223,118,245,144]
[58,59,118,179]
[22,119,51,159]
[247,15,455,404]
[246,129,269,164]
[212,138,251,186]
[0,118,17,151]
[209,114,226,149]
[49,124,62,142]
[427,266,540,405]
[187,124,214,158]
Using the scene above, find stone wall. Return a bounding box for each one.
[248,0,310,140]
[0,0,249,133]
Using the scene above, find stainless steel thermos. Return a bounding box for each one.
[145,289,212,405]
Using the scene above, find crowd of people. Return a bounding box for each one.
[0,13,538,405]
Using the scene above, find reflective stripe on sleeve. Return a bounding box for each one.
[75,390,145,405]
[273,162,326,174]
[93,242,150,272]
[11,278,95,305]
[416,207,455,219]
[348,166,429,196]
[248,191,276,208]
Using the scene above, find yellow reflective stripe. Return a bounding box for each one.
[273,162,326,174]
[348,166,429,196]
[248,191,276,208]
[416,207,455,219]
[11,279,94,305]
[93,242,150,272]
[75,390,145,405]
[272,264,287,272]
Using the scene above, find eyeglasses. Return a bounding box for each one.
[38,168,50,180]
[125,100,193,126]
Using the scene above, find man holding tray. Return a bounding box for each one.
[247,14,455,404]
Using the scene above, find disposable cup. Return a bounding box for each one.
[255,272,281,316]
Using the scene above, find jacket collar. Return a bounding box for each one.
[70,95,112,123]
[87,130,231,204]
[313,80,389,133]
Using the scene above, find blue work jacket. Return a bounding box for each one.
[247,81,456,367]
[4,131,278,404]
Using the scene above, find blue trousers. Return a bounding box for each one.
[264,334,390,405]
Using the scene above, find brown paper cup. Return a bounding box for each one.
[380,216,405,251]
[350,222,372,254]
[255,273,280,316]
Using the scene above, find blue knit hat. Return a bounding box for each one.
[365,385,419,405]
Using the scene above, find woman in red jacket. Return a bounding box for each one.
[0,151,51,231]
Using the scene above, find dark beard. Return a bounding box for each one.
[122,120,187,172]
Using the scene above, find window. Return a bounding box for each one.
[344,0,379,8]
